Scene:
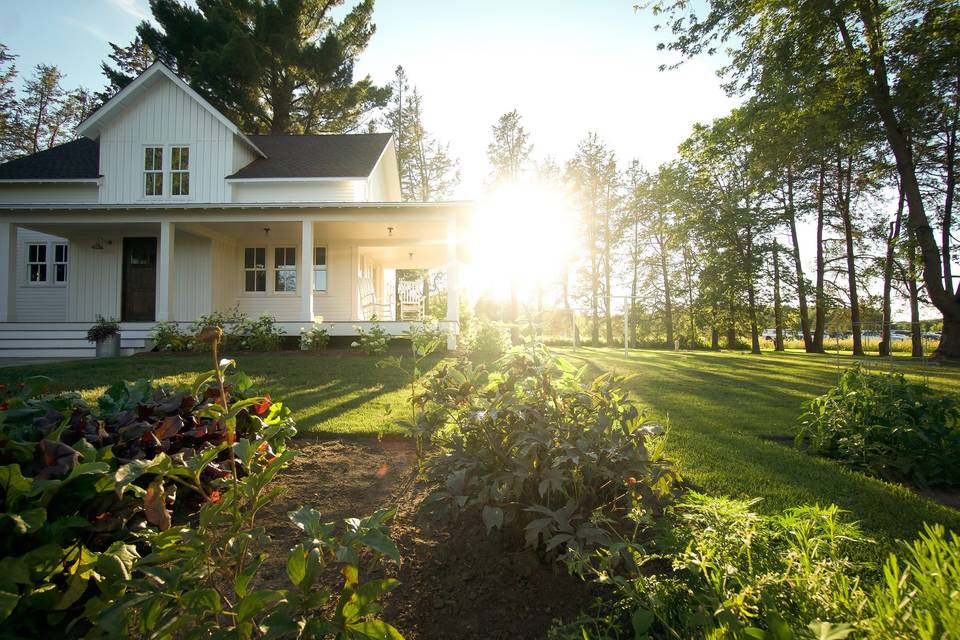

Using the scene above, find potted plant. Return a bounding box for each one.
[87,315,121,358]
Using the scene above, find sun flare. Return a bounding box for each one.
[464,181,577,302]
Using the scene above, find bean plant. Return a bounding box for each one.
[416,341,678,559]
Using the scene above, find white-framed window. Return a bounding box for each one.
[53,244,68,283]
[274,247,296,293]
[144,146,163,197]
[313,246,327,292]
[27,244,47,283]
[244,247,266,292]
[170,146,190,196]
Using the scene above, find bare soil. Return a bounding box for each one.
[258,436,603,639]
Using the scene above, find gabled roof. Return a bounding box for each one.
[76,62,266,159]
[227,134,393,180]
[0,139,100,181]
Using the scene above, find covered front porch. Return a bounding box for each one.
[0,203,468,355]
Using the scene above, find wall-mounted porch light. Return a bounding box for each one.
[91,236,111,250]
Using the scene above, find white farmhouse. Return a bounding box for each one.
[0,63,468,358]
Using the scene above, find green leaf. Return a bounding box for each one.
[0,465,32,508]
[346,619,405,640]
[631,608,654,638]
[236,589,285,623]
[181,588,221,614]
[286,543,308,586]
[0,591,20,622]
[289,505,325,538]
[482,505,504,533]
[807,622,855,640]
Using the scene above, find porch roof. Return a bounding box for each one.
[0,201,472,212]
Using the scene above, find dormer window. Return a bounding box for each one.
[144,147,163,197]
[171,146,190,196]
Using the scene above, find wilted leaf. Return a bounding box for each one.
[144,478,171,530]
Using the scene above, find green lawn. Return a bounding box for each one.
[0,351,442,437]
[559,347,960,550]
[2,347,958,552]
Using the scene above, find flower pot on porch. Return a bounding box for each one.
[95,333,121,358]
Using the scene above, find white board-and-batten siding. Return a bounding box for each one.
[98,79,239,204]
[15,229,67,321]
[230,180,365,203]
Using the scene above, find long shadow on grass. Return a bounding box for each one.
[0,351,443,439]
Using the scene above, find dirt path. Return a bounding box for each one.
[258,436,602,639]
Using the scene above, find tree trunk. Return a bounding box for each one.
[812,163,827,352]
[880,187,906,357]
[660,244,674,348]
[746,234,760,355]
[786,166,812,351]
[710,302,720,350]
[836,8,960,357]
[907,244,923,357]
[838,155,864,356]
[772,241,784,351]
[683,244,696,346]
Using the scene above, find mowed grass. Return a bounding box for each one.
[0,350,445,437]
[2,347,958,552]
[559,347,960,550]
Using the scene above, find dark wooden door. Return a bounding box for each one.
[122,238,157,321]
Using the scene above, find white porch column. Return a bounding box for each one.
[156,221,174,321]
[445,215,460,350]
[0,222,16,323]
[300,220,314,322]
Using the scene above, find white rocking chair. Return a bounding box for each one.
[359,277,393,320]
[398,280,425,321]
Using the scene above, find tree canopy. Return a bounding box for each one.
[136,0,390,134]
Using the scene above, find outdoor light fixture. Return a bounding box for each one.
[409,251,414,260]
[263,227,271,237]
[387,226,394,237]
[91,236,111,250]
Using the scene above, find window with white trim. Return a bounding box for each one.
[244,247,266,292]
[144,146,163,196]
[313,246,327,292]
[274,247,296,292]
[54,244,68,283]
[170,146,190,196]
[27,244,47,283]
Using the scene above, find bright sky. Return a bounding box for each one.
[0,0,739,197]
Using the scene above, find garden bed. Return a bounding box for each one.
[256,435,601,639]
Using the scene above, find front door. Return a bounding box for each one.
[122,237,157,321]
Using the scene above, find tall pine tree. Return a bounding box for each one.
[138,0,390,134]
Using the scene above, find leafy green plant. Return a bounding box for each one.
[417,341,678,559]
[0,349,294,636]
[300,318,331,351]
[377,320,445,456]
[863,524,960,639]
[86,315,119,343]
[467,318,507,356]
[241,314,285,351]
[89,454,404,639]
[353,323,391,356]
[150,321,191,352]
[797,366,960,487]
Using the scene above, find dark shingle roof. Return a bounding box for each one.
[0,138,100,180]
[227,133,392,179]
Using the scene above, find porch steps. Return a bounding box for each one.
[0,323,156,360]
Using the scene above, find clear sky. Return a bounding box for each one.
[0,0,739,197]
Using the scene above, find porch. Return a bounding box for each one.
[0,203,467,357]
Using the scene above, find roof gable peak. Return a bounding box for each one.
[76,62,265,158]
